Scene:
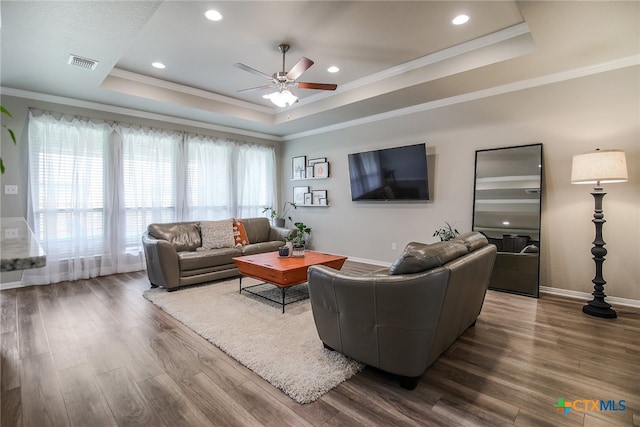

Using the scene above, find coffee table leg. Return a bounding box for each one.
[282,287,286,314]
[239,275,242,294]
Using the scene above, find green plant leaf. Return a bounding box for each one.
[0,105,13,118]
[7,128,16,144]
[0,158,5,175]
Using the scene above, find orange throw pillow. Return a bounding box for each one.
[233,220,250,246]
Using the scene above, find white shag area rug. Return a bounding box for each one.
[143,278,364,404]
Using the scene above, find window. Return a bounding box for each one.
[26,111,277,285]
[28,115,108,258]
[122,128,180,251]
[185,135,233,220]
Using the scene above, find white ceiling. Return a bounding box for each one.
[1,1,638,140]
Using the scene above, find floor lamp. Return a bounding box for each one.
[571,149,628,318]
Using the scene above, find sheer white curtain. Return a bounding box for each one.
[184,135,234,220]
[24,112,109,284]
[24,112,277,285]
[120,126,181,264]
[236,143,276,218]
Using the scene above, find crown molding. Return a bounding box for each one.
[292,22,532,109]
[283,55,640,141]
[0,87,283,142]
[107,68,274,114]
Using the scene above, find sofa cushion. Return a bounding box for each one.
[389,241,468,275]
[453,232,488,252]
[148,222,201,252]
[179,246,241,271]
[233,220,250,246]
[200,219,235,249]
[240,217,271,243]
[240,241,285,256]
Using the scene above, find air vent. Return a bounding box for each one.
[67,54,98,70]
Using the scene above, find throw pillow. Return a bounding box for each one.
[233,220,250,246]
[200,219,235,249]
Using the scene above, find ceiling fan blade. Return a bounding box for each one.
[297,82,338,91]
[234,63,273,80]
[286,57,314,81]
[237,85,274,93]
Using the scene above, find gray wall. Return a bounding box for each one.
[281,66,639,301]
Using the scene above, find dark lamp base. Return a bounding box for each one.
[582,303,617,319]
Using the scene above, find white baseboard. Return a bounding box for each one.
[540,286,640,308]
[346,256,640,308]
[346,256,392,268]
[0,281,29,290]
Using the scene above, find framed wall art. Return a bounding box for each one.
[304,192,312,205]
[313,162,329,178]
[293,186,309,205]
[308,157,326,166]
[292,156,306,179]
[312,190,327,205]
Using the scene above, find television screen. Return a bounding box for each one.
[348,143,429,201]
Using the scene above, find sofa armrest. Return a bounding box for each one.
[268,226,296,242]
[307,265,449,377]
[142,232,180,288]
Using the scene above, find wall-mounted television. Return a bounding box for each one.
[348,143,429,201]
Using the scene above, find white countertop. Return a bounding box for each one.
[1,217,46,272]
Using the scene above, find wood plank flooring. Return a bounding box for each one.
[1,261,638,426]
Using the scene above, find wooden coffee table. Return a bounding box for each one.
[233,250,347,313]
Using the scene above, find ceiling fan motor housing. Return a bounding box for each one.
[273,71,292,83]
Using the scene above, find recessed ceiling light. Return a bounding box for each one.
[205,9,223,21]
[452,14,469,25]
[502,221,510,225]
[152,62,166,69]
[327,66,340,73]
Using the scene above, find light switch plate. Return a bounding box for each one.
[4,185,18,195]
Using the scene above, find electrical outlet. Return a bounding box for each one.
[391,242,397,251]
[4,228,18,238]
[4,185,18,195]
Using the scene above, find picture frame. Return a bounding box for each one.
[308,157,326,166]
[318,197,328,206]
[312,190,327,205]
[292,156,306,180]
[313,161,329,178]
[304,192,312,205]
[293,186,309,205]
[306,166,314,179]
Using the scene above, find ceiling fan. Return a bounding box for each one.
[234,43,337,107]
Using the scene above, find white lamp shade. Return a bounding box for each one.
[571,149,628,185]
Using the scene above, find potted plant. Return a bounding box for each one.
[288,221,311,257]
[262,202,297,227]
[433,222,460,241]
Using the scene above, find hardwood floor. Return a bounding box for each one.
[1,262,638,426]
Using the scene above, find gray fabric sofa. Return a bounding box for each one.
[307,232,496,389]
[142,217,294,290]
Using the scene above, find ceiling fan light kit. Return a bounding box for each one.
[263,89,298,108]
[235,43,337,108]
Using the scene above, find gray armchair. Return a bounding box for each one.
[308,233,496,389]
